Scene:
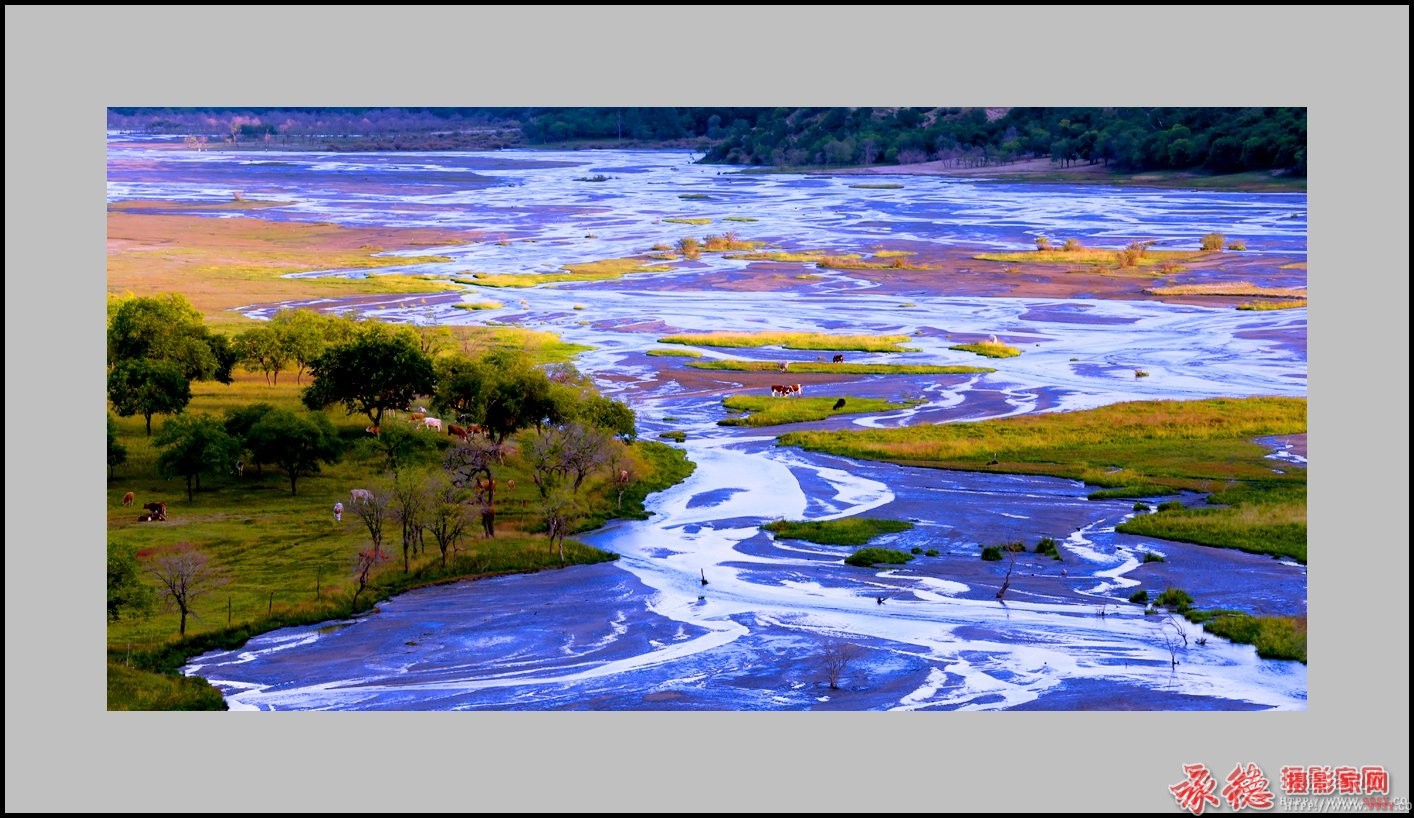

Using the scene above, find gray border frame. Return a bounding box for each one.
[6,5,1408,812]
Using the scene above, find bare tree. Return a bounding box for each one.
[539,486,584,563]
[995,549,1018,601]
[144,543,228,636]
[389,470,430,573]
[351,548,389,610]
[1158,615,1189,667]
[351,484,392,558]
[819,638,866,691]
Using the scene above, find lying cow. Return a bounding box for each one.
[141,501,167,521]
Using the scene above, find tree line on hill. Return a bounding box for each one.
[107,106,1305,175]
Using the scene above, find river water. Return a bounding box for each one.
[108,139,1307,710]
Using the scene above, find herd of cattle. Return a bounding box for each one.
[121,492,167,522]
[364,408,491,441]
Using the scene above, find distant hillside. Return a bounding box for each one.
[107,106,1305,176]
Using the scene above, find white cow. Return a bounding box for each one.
[350,489,374,504]
[422,417,443,432]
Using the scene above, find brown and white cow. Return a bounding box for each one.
[832,354,845,363]
[121,491,135,506]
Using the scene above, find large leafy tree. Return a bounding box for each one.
[268,308,339,384]
[233,323,291,385]
[302,327,437,428]
[107,539,154,622]
[154,414,242,500]
[223,402,275,476]
[108,358,192,435]
[244,408,342,495]
[107,293,235,382]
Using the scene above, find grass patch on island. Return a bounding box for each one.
[765,518,913,546]
[1237,299,1308,311]
[687,361,993,375]
[719,395,921,427]
[844,547,913,567]
[780,397,1307,562]
[1143,282,1308,298]
[459,257,674,288]
[646,348,703,358]
[452,300,504,311]
[660,331,918,353]
[950,341,1022,358]
[663,217,712,225]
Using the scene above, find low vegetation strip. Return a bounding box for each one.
[660,332,918,353]
[949,341,1021,358]
[764,518,913,546]
[780,397,1306,560]
[1237,300,1308,311]
[458,258,674,288]
[645,348,703,358]
[688,361,994,375]
[977,248,1200,266]
[1142,282,1307,298]
[719,395,919,427]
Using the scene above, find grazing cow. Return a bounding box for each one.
[987,334,999,344]
[787,383,802,397]
[422,417,442,432]
[234,460,244,477]
[466,423,485,438]
[505,478,515,491]
[448,424,468,441]
[832,354,844,364]
[619,469,630,483]
[350,489,373,504]
[832,398,846,410]
[409,412,426,422]
[333,501,344,522]
[778,361,790,373]
[365,425,381,436]
[121,491,135,507]
[770,384,789,397]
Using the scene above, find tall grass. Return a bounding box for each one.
[663,217,712,226]
[719,395,918,427]
[763,518,913,546]
[1236,300,1308,311]
[977,248,1199,267]
[645,348,703,358]
[660,332,918,353]
[1143,282,1307,298]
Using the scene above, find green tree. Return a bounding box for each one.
[223,402,276,476]
[107,412,128,477]
[107,293,234,382]
[244,408,342,495]
[301,326,437,428]
[154,414,242,501]
[269,308,332,384]
[482,365,562,445]
[233,323,291,385]
[108,539,154,622]
[573,394,637,442]
[433,353,493,425]
[108,358,192,435]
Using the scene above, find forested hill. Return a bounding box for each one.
[107,106,1305,176]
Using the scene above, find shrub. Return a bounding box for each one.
[1129,590,1149,603]
[1002,540,1026,552]
[1062,238,1083,252]
[1035,236,1052,251]
[1200,232,1226,252]
[1116,241,1146,268]
[980,545,1004,561]
[1143,552,1166,563]
[1157,500,1184,512]
[1133,502,1151,511]
[844,547,913,567]
[1034,536,1059,555]
[657,431,686,442]
[910,546,924,555]
[925,548,940,557]
[1226,240,1246,251]
[1155,588,1194,611]
[677,237,702,260]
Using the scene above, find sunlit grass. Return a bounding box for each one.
[688,361,993,375]
[977,248,1199,266]
[763,518,913,546]
[452,300,504,311]
[663,217,712,225]
[719,395,919,427]
[660,331,918,353]
[780,397,1307,561]
[950,341,1022,358]
[1143,282,1308,298]
[645,348,703,358]
[1237,299,1308,311]
[460,258,674,288]
[723,250,832,263]
[723,216,759,222]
